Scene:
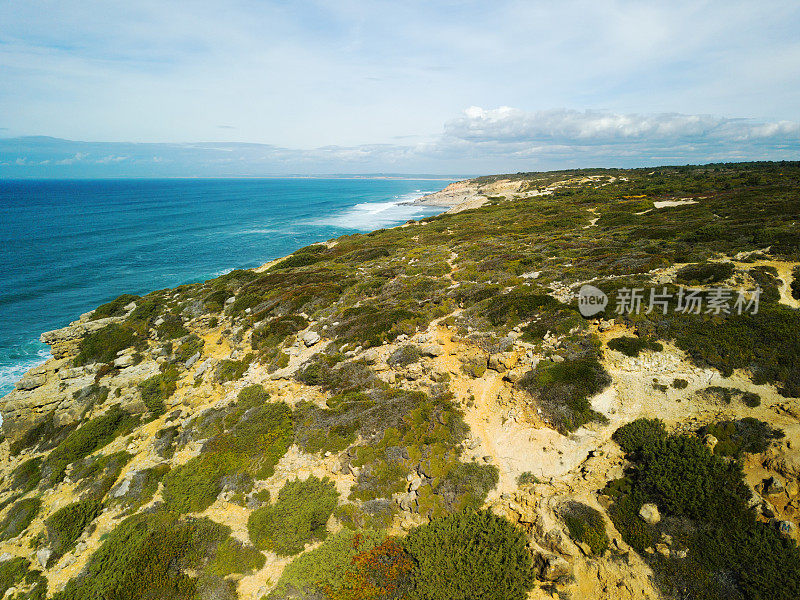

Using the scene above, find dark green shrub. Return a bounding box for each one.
[156,313,189,340]
[75,323,139,365]
[791,265,800,299]
[247,476,339,555]
[749,266,781,302]
[607,336,663,356]
[675,261,734,284]
[403,510,534,600]
[138,365,179,415]
[332,305,420,348]
[10,458,42,493]
[108,464,170,512]
[91,294,140,320]
[672,378,689,389]
[485,289,558,326]
[71,451,133,502]
[436,462,499,511]
[251,315,308,349]
[701,418,783,457]
[0,497,41,540]
[387,345,420,367]
[163,400,293,513]
[560,501,609,555]
[215,355,252,382]
[612,418,667,455]
[518,356,611,433]
[697,386,762,407]
[9,413,75,456]
[45,499,101,560]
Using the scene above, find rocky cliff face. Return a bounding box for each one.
[1,163,800,600]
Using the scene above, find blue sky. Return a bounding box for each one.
[2,0,800,175]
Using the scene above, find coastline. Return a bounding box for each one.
[1,179,459,395]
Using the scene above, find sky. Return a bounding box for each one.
[1,0,800,176]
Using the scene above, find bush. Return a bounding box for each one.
[0,497,41,541]
[387,345,420,368]
[251,315,308,349]
[10,458,42,493]
[607,336,663,356]
[42,406,138,485]
[559,501,609,555]
[403,510,534,600]
[53,513,263,600]
[45,499,101,560]
[174,334,204,363]
[328,536,414,600]
[267,528,386,599]
[675,262,734,285]
[163,400,293,513]
[485,289,558,326]
[71,450,133,502]
[215,356,252,382]
[138,365,179,415]
[248,476,339,555]
[672,378,689,389]
[612,418,667,456]
[155,313,189,340]
[75,323,139,365]
[518,356,611,433]
[91,293,140,320]
[701,418,783,457]
[0,557,47,599]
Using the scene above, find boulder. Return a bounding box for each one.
[302,331,321,346]
[113,354,135,368]
[703,434,718,453]
[764,476,785,496]
[36,548,52,568]
[639,503,661,525]
[419,344,443,357]
[184,352,201,368]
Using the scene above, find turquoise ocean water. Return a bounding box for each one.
[0,178,449,394]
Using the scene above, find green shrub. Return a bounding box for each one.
[0,557,47,599]
[701,418,783,457]
[485,289,558,326]
[607,336,663,356]
[518,356,611,433]
[791,265,800,299]
[53,513,262,600]
[436,462,499,511]
[91,294,140,320]
[559,501,609,555]
[516,471,539,486]
[267,528,385,599]
[0,497,41,541]
[163,400,293,513]
[215,355,252,382]
[251,315,308,349]
[387,345,420,367]
[71,451,133,502]
[45,499,101,560]
[672,378,689,389]
[10,458,42,493]
[675,261,734,284]
[42,406,138,486]
[174,334,204,363]
[9,413,75,456]
[75,323,139,365]
[108,464,170,513]
[403,510,534,600]
[138,365,179,415]
[248,476,339,555]
[612,418,667,456]
[156,313,189,340]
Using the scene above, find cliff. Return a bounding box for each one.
[1,162,800,600]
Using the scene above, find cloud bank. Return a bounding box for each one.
[2,107,799,177]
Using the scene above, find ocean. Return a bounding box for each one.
[0,178,450,394]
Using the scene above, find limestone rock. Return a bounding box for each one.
[639,503,661,525]
[15,374,46,390]
[703,434,718,452]
[302,331,321,346]
[537,553,572,581]
[184,352,201,368]
[764,476,785,496]
[113,354,135,368]
[419,344,443,357]
[36,548,52,568]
